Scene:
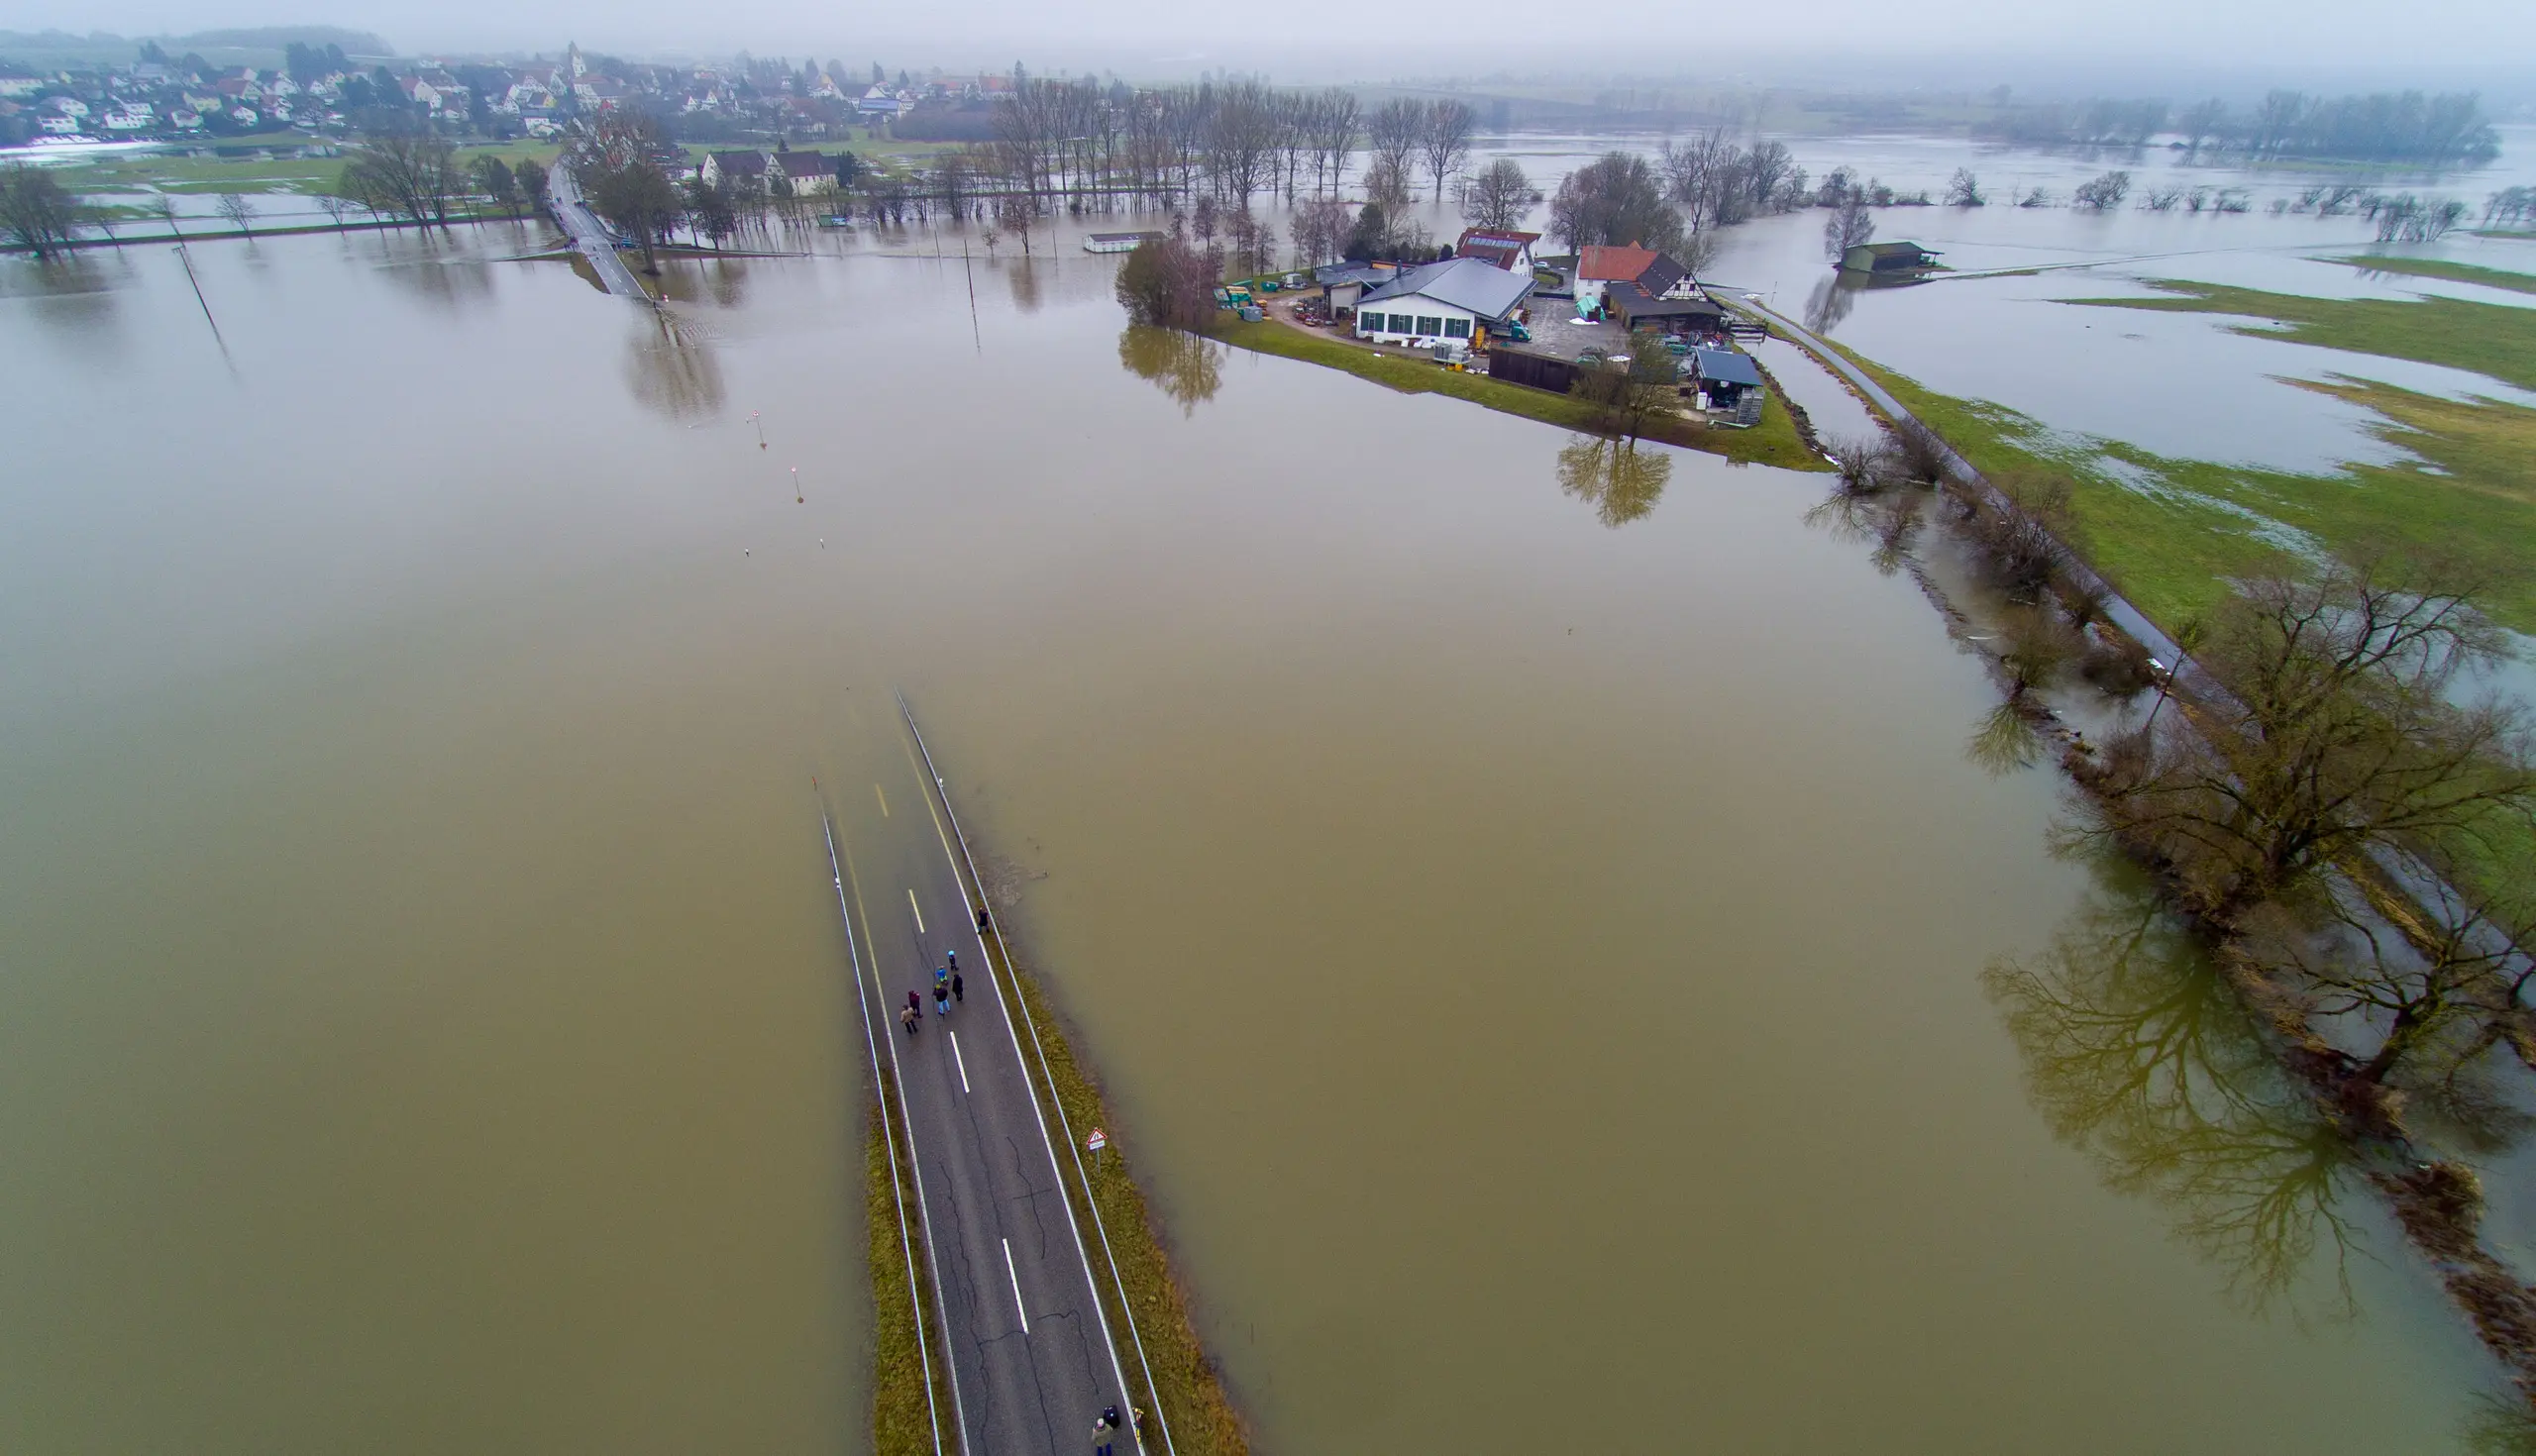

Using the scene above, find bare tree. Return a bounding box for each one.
[1824,193,1874,260]
[2077,556,2536,927]
[1114,234,1219,329]
[340,131,463,227]
[1946,168,1985,207]
[1204,81,1280,210]
[2073,170,2133,210]
[1306,87,1360,197]
[316,192,355,230]
[995,191,1038,256]
[1660,129,1740,233]
[1420,100,1476,202]
[1460,157,1538,231]
[214,192,257,237]
[1291,195,1354,267]
[1548,151,1683,256]
[2178,98,2228,154]
[0,163,82,259]
[1360,156,1412,211]
[1366,98,1426,199]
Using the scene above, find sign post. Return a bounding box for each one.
[1086,1128,1107,1171]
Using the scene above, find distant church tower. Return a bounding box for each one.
[566,43,587,80]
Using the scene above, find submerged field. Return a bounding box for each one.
[1831,275,2536,635]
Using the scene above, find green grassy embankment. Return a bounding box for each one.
[2326,255,2536,296]
[979,924,1251,1456]
[1821,299,2536,636]
[1820,302,2536,925]
[2065,278,2536,392]
[1215,318,1828,471]
[865,1087,948,1456]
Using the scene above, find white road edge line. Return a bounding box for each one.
[897,692,1165,1456]
[1002,1238,1029,1334]
[907,887,926,933]
[822,809,953,1456]
[949,1031,971,1093]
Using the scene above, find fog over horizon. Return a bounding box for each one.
[10,0,2536,99]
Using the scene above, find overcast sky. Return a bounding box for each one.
[16,0,2536,90]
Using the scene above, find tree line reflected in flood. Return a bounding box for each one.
[1984,866,2367,1318]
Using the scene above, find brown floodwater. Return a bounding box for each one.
[0,220,2504,1452]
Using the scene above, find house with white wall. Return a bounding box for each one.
[1353,257,1533,348]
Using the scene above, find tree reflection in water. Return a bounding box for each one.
[1555,434,1671,528]
[1804,273,1862,336]
[1803,482,1923,577]
[1984,866,2364,1317]
[1116,325,1222,416]
[1005,257,1043,313]
[624,308,726,421]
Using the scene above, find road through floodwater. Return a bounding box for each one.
[0,213,2506,1452]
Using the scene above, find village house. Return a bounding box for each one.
[1602,253,1724,336]
[700,149,770,187]
[1572,244,1658,316]
[1353,257,1533,349]
[774,150,837,195]
[1454,227,1540,271]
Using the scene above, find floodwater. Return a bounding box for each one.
[0,209,2506,1452]
[1454,125,2536,470]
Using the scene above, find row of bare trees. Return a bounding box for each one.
[980,78,1475,214]
[1814,415,2536,1402]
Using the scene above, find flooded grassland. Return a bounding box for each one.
[0,196,2514,1454]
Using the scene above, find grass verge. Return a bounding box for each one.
[1215,318,1829,471]
[865,1085,948,1456]
[2325,254,2536,296]
[979,923,1250,1456]
[2060,278,2536,392]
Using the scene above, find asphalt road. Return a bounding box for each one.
[828,735,1141,1456]
[546,164,652,303]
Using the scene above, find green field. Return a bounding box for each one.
[2065,279,2536,393]
[2325,254,2536,296]
[1830,340,2536,635]
[1216,320,1828,472]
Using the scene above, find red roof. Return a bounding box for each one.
[1455,227,1539,270]
[1578,244,1658,281]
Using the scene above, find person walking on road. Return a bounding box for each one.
[900,1002,919,1036]
[951,971,964,1004]
[1094,1415,1113,1456]
[933,981,950,1016]
[906,989,922,1018]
